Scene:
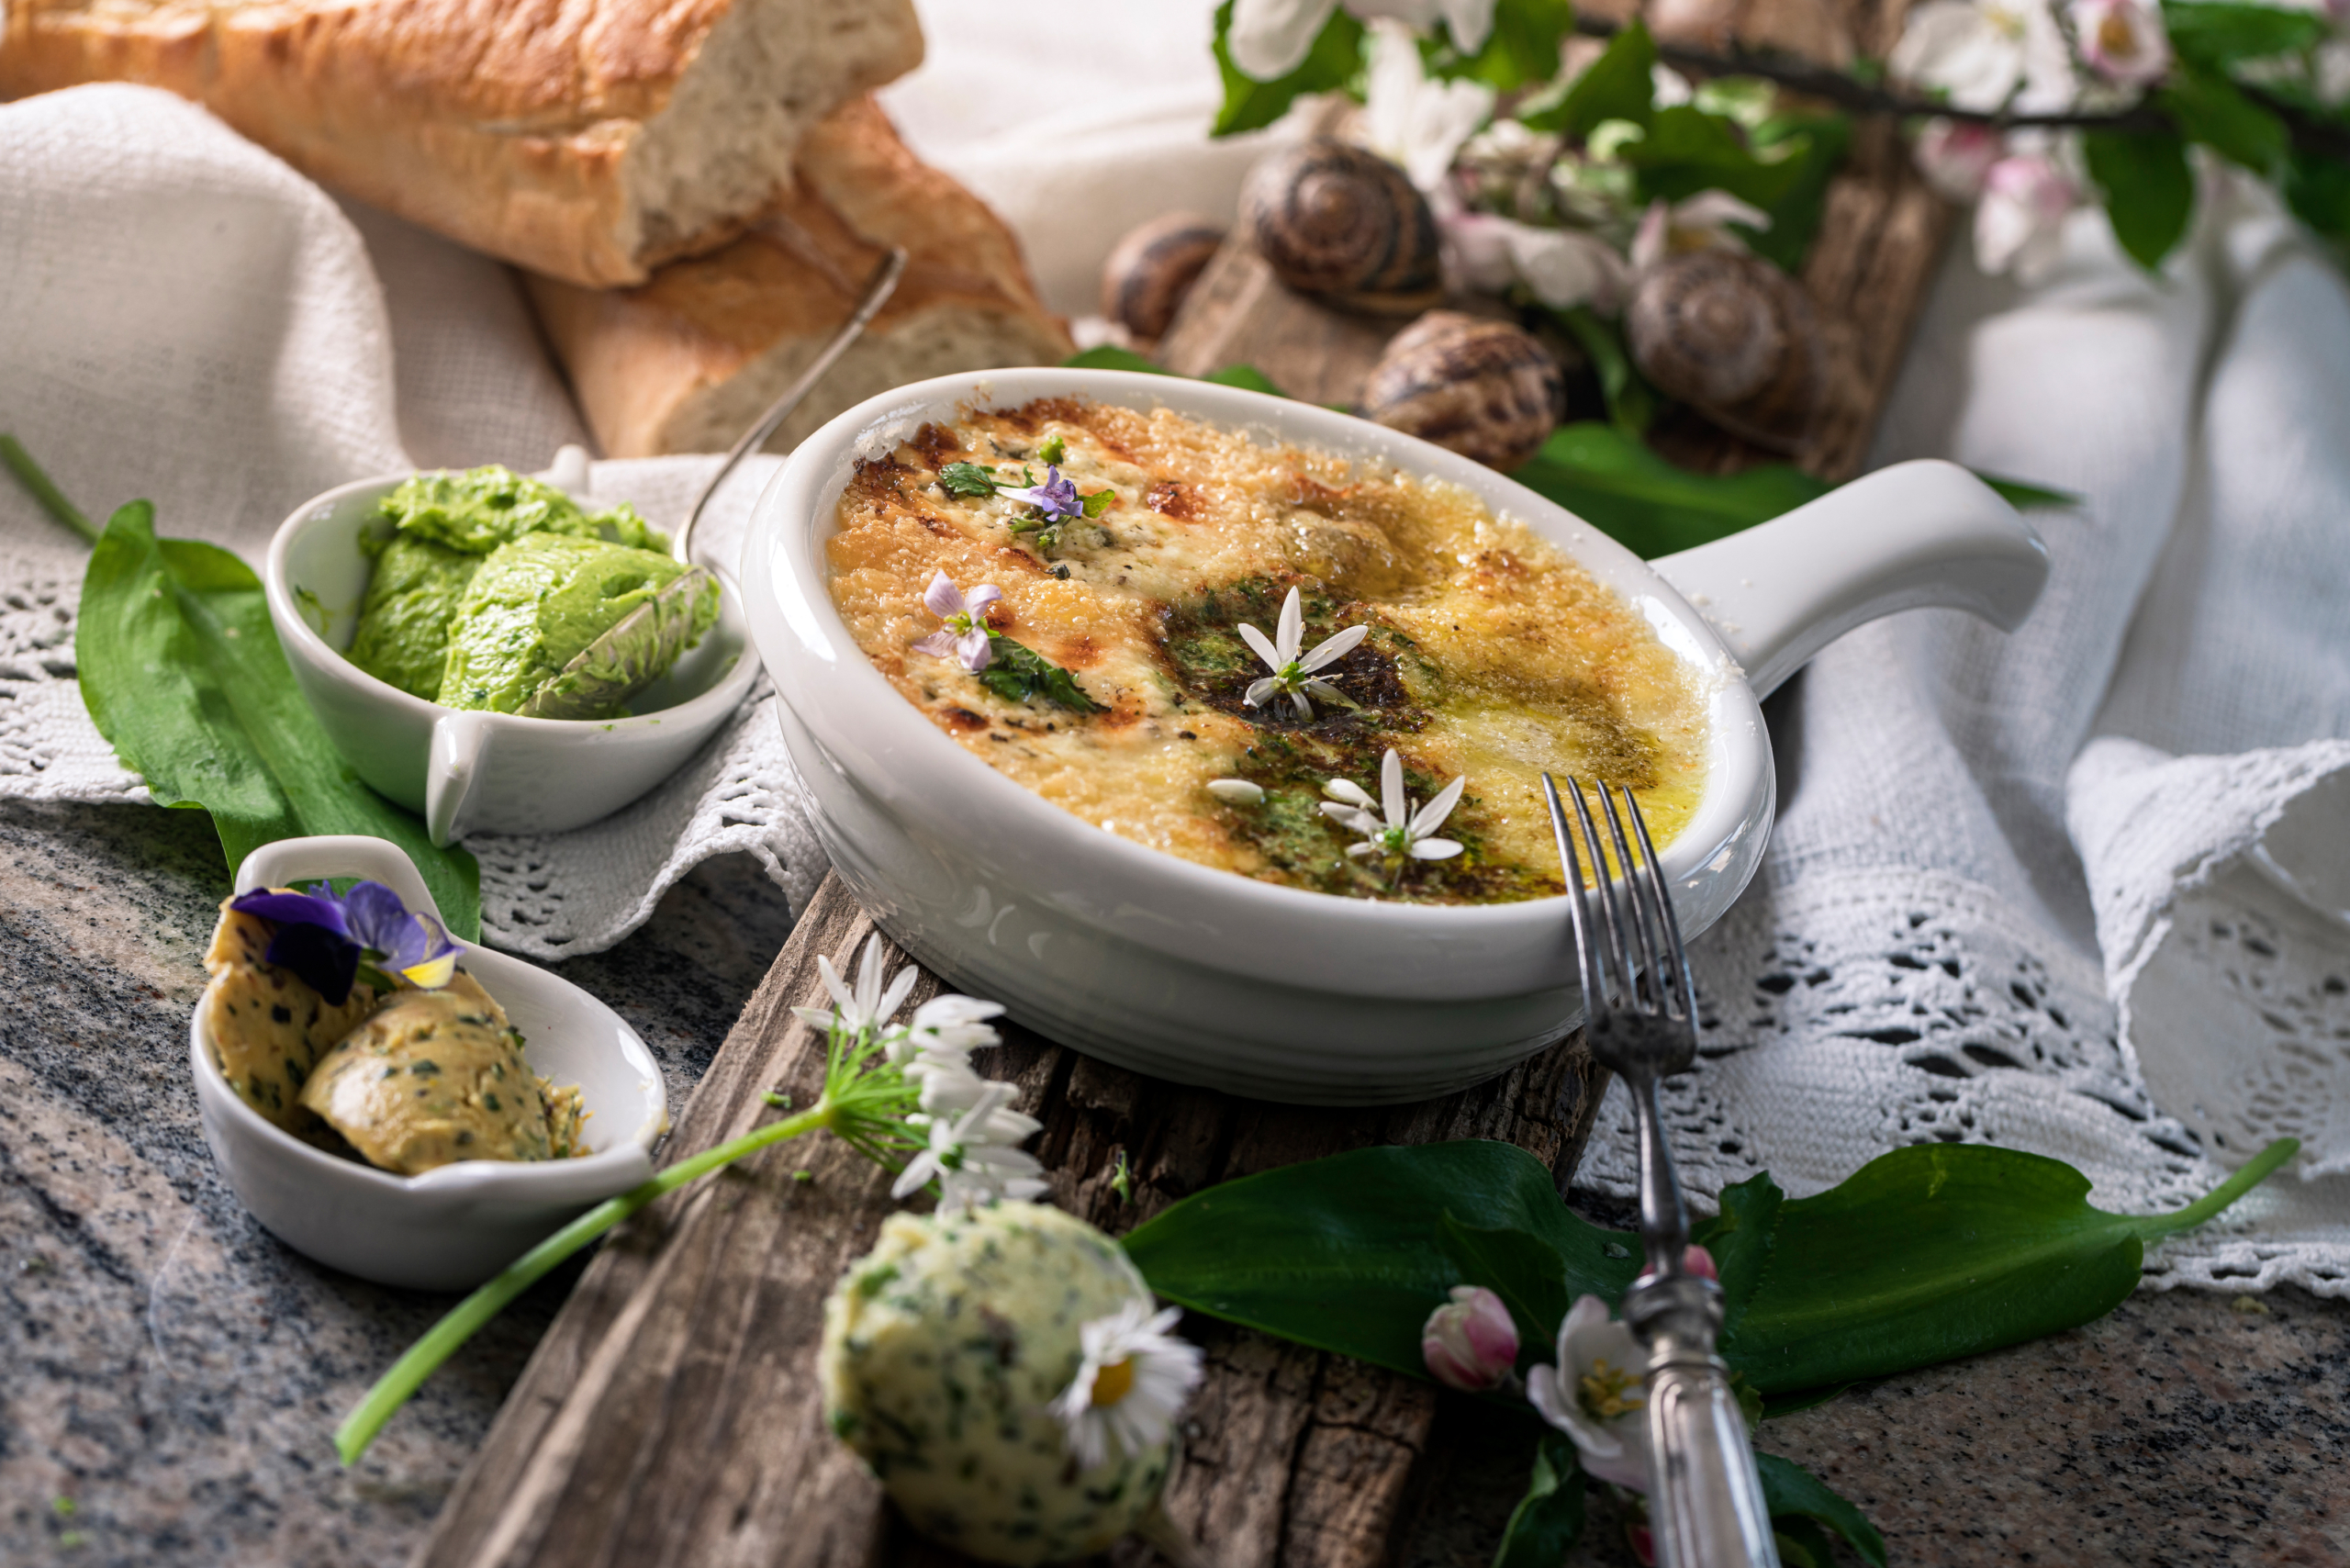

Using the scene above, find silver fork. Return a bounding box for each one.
[1543,773,1779,1568]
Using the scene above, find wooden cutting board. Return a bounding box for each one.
[415,871,1607,1568]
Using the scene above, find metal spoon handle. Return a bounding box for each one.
[671,245,909,566]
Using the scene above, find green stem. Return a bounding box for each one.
[333,1102,834,1465]
[0,435,100,545]
[2137,1137,2299,1238]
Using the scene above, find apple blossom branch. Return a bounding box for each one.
[1565,13,2350,161]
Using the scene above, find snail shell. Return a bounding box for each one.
[1625,249,1823,454]
[1360,311,1565,471]
[1101,213,1226,342]
[1242,139,1442,314]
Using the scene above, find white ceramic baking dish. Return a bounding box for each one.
[743,369,2048,1104]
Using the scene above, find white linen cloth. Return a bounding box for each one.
[1,5,2346,1289]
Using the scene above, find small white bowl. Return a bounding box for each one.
[190,835,666,1291]
[263,475,761,846]
[744,368,2050,1104]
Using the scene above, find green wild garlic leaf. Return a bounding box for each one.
[937,462,1003,498]
[76,503,482,938]
[978,633,1106,712]
[1126,1137,2293,1396]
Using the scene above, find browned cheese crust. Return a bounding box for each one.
[0,0,924,286]
[524,95,1073,457]
[826,398,1711,904]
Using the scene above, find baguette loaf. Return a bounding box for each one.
[0,0,924,287]
[526,96,1074,458]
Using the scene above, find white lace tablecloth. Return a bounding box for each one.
[3,7,2348,1291]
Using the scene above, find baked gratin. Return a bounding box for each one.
[827,397,1708,905]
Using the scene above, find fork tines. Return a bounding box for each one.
[1540,773,1695,1025]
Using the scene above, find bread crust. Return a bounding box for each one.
[0,0,924,286]
[528,97,1075,457]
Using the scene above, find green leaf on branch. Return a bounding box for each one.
[2286,146,2350,242]
[1202,364,1290,397]
[1975,472,2082,510]
[1211,0,1366,137]
[1552,310,1659,437]
[2162,0,2330,67]
[2083,129,2196,270]
[2160,65,2288,175]
[76,504,481,937]
[1494,1430,1587,1568]
[1510,421,1830,558]
[1626,106,1811,212]
[1520,17,1657,136]
[1715,1137,2300,1393]
[1063,345,1290,398]
[1741,113,1852,274]
[1123,1141,1640,1379]
[1426,0,1574,91]
[1758,1452,1888,1567]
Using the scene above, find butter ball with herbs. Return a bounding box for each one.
[820,1202,1202,1565]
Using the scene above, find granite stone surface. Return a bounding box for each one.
[5,798,2348,1567]
[0,801,795,1568]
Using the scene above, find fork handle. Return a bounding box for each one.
[1627,1278,1782,1568]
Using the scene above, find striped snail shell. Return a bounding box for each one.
[1360,312,1565,472]
[1101,213,1226,342]
[1625,249,1824,454]
[1241,139,1442,314]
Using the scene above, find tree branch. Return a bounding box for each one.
[1570,15,2350,161]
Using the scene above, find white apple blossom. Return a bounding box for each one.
[1227,0,1497,83]
[1628,190,1773,274]
[1444,208,1635,310]
[1363,19,1497,192]
[1913,118,2007,201]
[1975,147,2082,283]
[1206,778,1267,804]
[2071,0,2170,83]
[1050,1301,1206,1469]
[1526,1294,1653,1491]
[1239,586,1371,720]
[1322,747,1466,862]
[1889,0,2078,113]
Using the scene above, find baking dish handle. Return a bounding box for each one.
[1651,459,2051,700]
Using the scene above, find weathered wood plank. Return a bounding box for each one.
[417,871,1604,1568]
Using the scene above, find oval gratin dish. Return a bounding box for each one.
[743,368,2048,1104]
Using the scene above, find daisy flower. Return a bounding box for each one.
[1050,1300,1206,1470]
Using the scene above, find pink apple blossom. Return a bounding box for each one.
[1421,1285,1519,1392]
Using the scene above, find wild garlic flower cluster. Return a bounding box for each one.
[792,934,1046,1214]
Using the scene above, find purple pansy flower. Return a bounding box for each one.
[912,570,1003,672]
[229,879,460,1004]
[1008,465,1082,521]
